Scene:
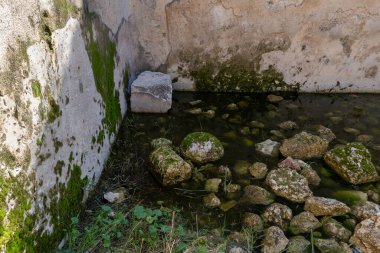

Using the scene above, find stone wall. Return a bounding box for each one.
[118,0,380,92]
[0,0,128,251]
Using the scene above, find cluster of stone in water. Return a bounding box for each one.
[148,94,380,253]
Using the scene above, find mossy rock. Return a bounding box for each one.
[324,143,380,185]
[180,132,224,164]
[150,146,192,186]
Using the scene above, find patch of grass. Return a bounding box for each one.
[59,204,199,253]
[0,148,16,168]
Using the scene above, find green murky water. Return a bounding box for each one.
[90,92,380,249]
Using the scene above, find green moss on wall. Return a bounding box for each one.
[47,95,61,123]
[0,148,16,168]
[188,59,299,92]
[88,29,121,134]
[31,80,42,98]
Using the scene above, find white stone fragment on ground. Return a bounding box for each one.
[255,139,281,157]
[103,187,127,203]
[131,71,172,113]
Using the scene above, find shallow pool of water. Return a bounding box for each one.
[90,92,380,249]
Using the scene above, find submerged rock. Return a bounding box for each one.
[233,160,251,177]
[300,165,321,186]
[287,236,311,253]
[357,134,374,143]
[321,217,352,242]
[280,132,329,159]
[240,185,275,205]
[278,121,299,130]
[351,201,380,221]
[205,178,222,193]
[203,193,221,208]
[250,121,265,129]
[180,132,224,163]
[351,215,380,253]
[150,146,192,186]
[227,103,238,111]
[344,127,361,135]
[187,108,202,115]
[262,226,288,253]
[220,200,238,212]
[249,162,268,179]
[255,139,281,157]
[131,71,172,113]
[262,203,293,230]
[150,138,172,149]
[289,211,321,235]
[278,157,301,171]
[316,125,336,142]
[304,196,350,216]
[267,94,284,103]
[324,143,380,184]
[332,190,368,206]
[243,212,264,231]
[225,184,242,200]
[266,168,312,203]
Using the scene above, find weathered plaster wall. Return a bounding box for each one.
[0,0,128,251]
[113,0,380,92]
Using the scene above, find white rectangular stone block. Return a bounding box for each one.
[131,71,172,113]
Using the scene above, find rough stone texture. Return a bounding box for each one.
[150,146,192,186]
[130,71,172,113]
[314,238,345,253]
[304,196,351,216]
[287,236,311,253]
[266,168,312,203]
[324,143,380,185]
[280,132,329,159]
[351,215,380,253]
[351,201,380,221]
[255,139,281,157]
[262,203,293,230]
[243,212,264,231]
[180,132,224,164]
[321,217,352,242]
[240,185,275,206]
[262,226,289,253]
[289,211,322,235]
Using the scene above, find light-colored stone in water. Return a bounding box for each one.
[233,160,251,177]
[261,226,288,253]
[243,212,264,231]
[266,168,312,203]
[220,200,237,212]
[267,95,283,103]
[180,132,224,164]
[324,143,380,185]
[187,108,203,115]
[262,203,293,230]
[300,165,321,186]
[250,121,265,129]
[278,121,298,130]
[255,139,281,157]
[104,187,127,203]
[351,215,380,253]
[316,125,336,142]
[351,201,380,221]
[278,157,301,171]
[280,132,329,159]
[304,196,350,216]
[249,162,268,179]
[344,127,361,135]
[131,71,172,113]
[151,138,172,149]
[240,185,275,205]
[227,103,238,111]
[203,193,221,208]
[205,178,222,193]
[289,211,321,235]
[225,184,242,200]
[150,146,192,186]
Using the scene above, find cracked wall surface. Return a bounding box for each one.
[92,0,380,92]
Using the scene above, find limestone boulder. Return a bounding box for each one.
[321,217,352,242]
[131,71,172,113]
[351,215,380,253]
[324,143,380,185]
[287,236,311,253]
[262,203,293,230]
[351,201,380,221]
[255,139,281,157]
[180,132,224,163]
[261,226,288,253]
[280,132,329,159]
[304,196,350,216]
[289,211,321,235]
[240,185,275,205]
[150,146,192,186]
[266,168,312,203]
